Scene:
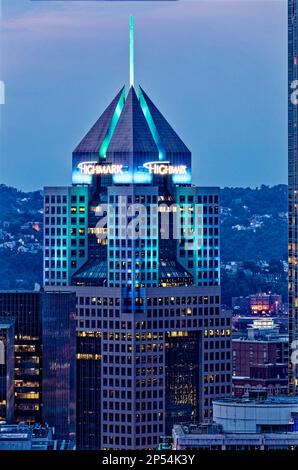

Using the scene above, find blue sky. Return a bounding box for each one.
[0,0,287,191]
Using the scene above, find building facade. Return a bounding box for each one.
[0,291,76,440]
[0,292,43,423]
[0,319,15,423]
[232,338,288,378]
[41,291,77,440]
[288,0,298,393]
[232,317,288,397]
[43,36,231,447]
[233,364,288,398]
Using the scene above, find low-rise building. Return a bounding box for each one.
[0,423,75,450]
[173,397,298,450]
[233,364,288,398]
[0,423,53,450]
[232,318,288,398]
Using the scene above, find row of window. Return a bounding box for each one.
[147,295,220,306]
[45,271,67,279]
[45,260,67,268]
[147,307,221,317]
[44,281,67,286]
[44,194,85,204]
[77,306,224,320]
[104,400,163,413]
[44,248,67,256]
[109,272,157,281]
[44,207,67,215]
[45,228,67,236]
[78,297,120,305]
[45,229,67,239]
[102,434,160,447]
[76,318,228,331]
[204,385,231,396]
[178,195,218,204]
[109,239,157,247]
[204,340,231,349]
[109,195,158,204]
[110,261,157,269]
[109,250,158,258]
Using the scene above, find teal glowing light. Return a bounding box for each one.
[72,169,92,185]
[130,16,134,88]
[133,172,152,184]
[99,87,125,158]
[172,172,192,184]
[113,172,133,184]
[112,170,152,185]
[139,87,166,161]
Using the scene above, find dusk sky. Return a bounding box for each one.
[0,0,287,191]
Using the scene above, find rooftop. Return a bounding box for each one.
[214,396,298,406]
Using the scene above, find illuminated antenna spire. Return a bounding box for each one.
[130,15,134,88]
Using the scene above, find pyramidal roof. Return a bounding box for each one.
[107,86,158,155]
[73,86,125,155]
[139,87,190,154]
[72,86,190,158]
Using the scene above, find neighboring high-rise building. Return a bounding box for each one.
[41,291,77,441]
[0,292,43,423]
[44,19,231,449]
[76,330,101,450]
[0,291,76,440]
[288,0,298,394]
[0,319,15,423]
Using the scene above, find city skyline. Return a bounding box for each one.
[41,14,232,448]
[0,0,287,191]
[0,0,296,456]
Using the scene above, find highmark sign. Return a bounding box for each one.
[78,161,187,177]
[143,161,187,175]
[78,162,124,175]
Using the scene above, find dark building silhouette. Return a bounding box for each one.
[41,291,76,440]
[0,319,15,422]
[288,0,298,393]
[0,291,76,440]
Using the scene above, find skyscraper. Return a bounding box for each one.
[41,291,77,440]
[288,0,298,394]
[0,292,43,423]
[0,319,14,423]
[0,290,76,440]
[44,18,231,449]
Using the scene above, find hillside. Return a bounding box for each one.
[221,184,287,262]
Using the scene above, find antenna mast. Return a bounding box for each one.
[130,15,134,88]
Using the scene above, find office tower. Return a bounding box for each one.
[0,291,76,440]
[41,291,76,440]
[0,292,43,423]
[0,319,14,422]
[44,19,231,449]
[289,0,298,394]
[76,331,101,450]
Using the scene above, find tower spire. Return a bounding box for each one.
[130,15,134,88]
